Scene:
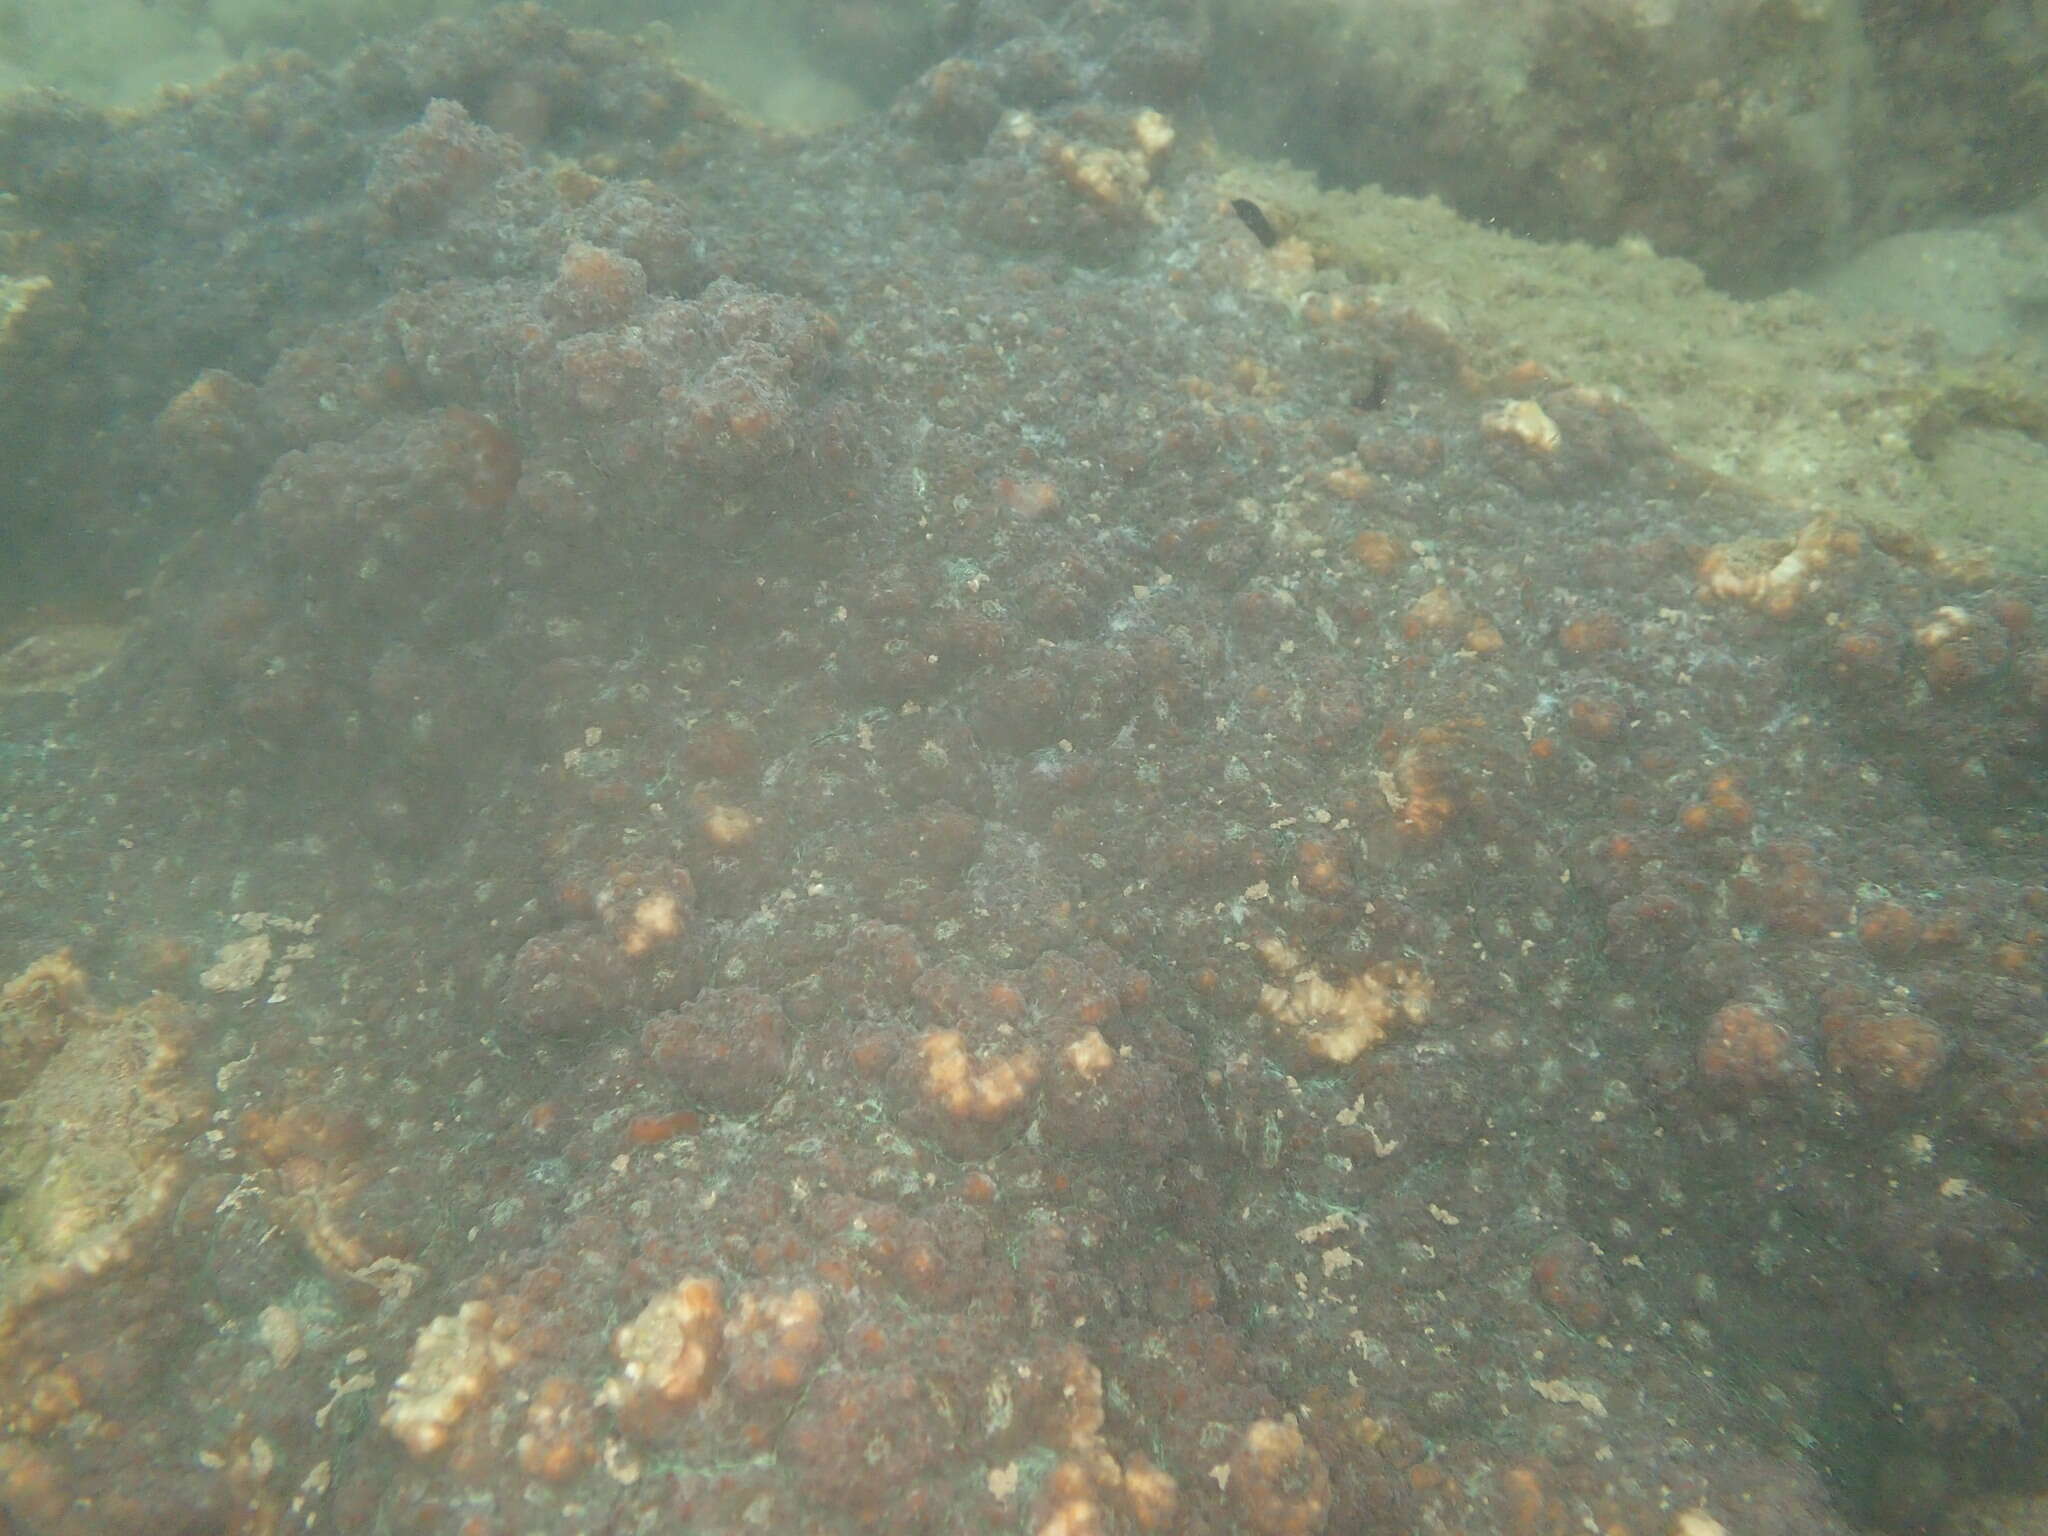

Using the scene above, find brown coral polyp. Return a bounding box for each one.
[1823,1004,1948,1099]
[1697,1004,1808,1099]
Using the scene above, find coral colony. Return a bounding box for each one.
[0,5,2043,1534]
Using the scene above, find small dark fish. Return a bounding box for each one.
[1230,197,1279,249]
[1353,353,1395,412]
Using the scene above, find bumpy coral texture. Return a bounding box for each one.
[0,6,2042,1536]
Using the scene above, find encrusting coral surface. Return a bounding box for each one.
[0,5,2043,1535]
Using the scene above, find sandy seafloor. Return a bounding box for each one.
[0,4,2046,1535]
